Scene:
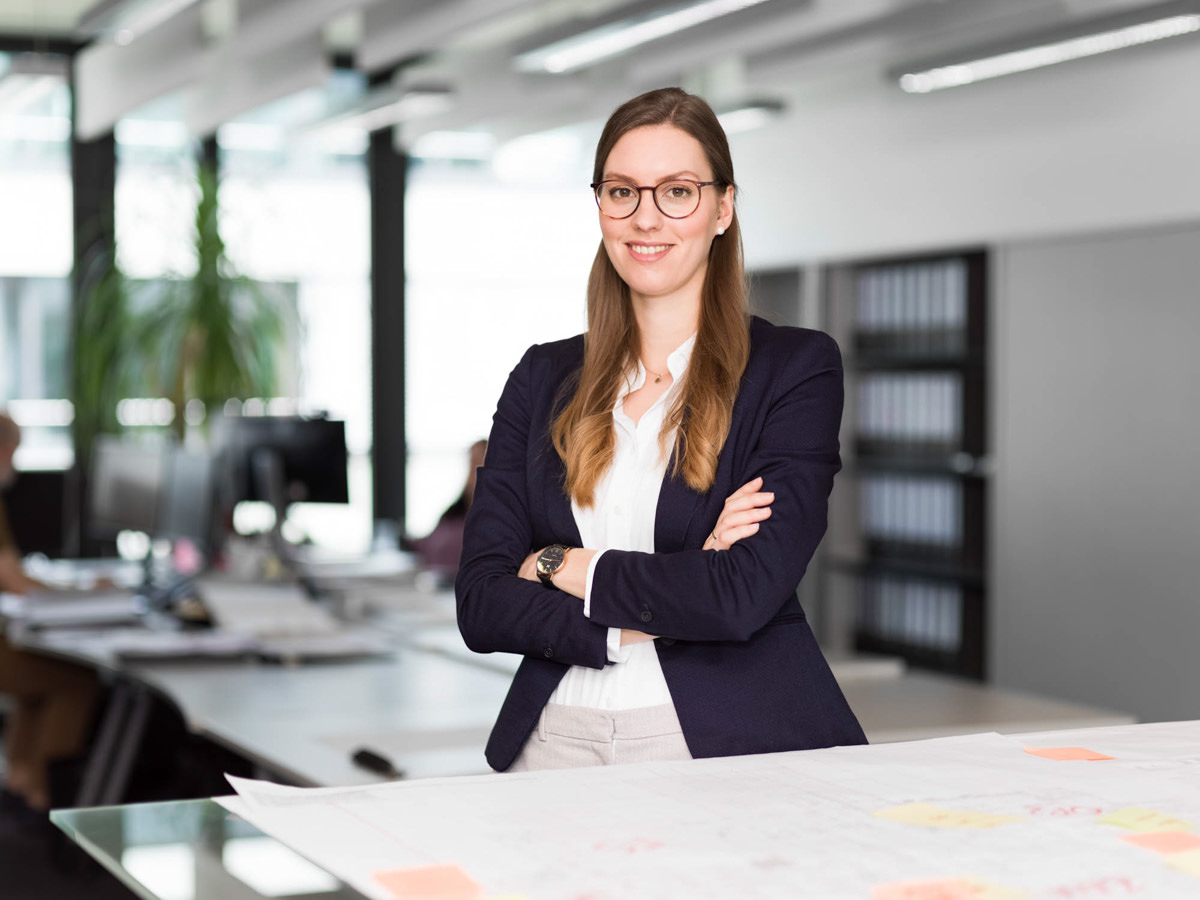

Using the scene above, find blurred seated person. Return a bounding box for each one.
[411,439,487,578]
[0,411,100,811]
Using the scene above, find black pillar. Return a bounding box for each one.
[368,128,408,528]
[69,58,117,557]
[199,134,219,174]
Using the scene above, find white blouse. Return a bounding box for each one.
[547,333,696,711]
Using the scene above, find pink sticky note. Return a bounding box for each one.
[1023,746,1114,761]
[871,879,980,900]
[373,864,483,900]
[1120,831,1200,854]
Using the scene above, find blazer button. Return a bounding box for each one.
[542,647,554,659]
[660,637,676,647]
[640,610,653,623]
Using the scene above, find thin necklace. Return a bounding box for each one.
[643,362,664,384]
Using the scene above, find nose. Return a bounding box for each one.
[630,187,663,231]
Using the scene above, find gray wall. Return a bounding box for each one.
[991,221,1200,722]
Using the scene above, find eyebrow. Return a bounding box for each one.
[602,170,706,182]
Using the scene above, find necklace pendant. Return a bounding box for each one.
[654,375,662,384]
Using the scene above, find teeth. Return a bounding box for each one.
[631,244,669,255]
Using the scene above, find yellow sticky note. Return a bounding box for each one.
[373,864,483,900]
[874,802,1023,829]
[1166,849,1200,878]
[1098,807,1193,833]
[1023,746,1114,761]
[872,878,1025,900]
[1120,831,1200,855]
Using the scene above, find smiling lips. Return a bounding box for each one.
[628,242,672,262]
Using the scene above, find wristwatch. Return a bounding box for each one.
[535,544,570,588]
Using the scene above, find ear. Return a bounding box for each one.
[717,184,735,231]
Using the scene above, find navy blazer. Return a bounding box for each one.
[456,316,867,771]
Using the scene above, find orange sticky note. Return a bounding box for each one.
[872,878,1025,900]
[373,864,483,900]
[1023,746,1114,761]
[1098,807,1193,833]
[1120,831,1200,854]
[874,803,1022,829]
[1166,849,1200,878]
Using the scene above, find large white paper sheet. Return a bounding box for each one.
[217,724,1200,900]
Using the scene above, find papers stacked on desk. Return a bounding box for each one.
[0,590,143,628]
[197,579,391,661]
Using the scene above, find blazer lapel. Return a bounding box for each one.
[541,445,582,547]
[654,447,703,552]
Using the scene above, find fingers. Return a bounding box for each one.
[708,506,772,550]
[721,505,773,529]
[723,490,774,515]
[728,476,763,499]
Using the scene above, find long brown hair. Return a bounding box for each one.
[552,87,750,506]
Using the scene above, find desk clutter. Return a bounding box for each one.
[218,720,1200,900]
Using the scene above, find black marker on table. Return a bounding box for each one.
[351,747,405,779]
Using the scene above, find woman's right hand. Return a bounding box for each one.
[703,476,774,551]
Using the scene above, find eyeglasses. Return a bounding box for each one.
[590,179,722,219]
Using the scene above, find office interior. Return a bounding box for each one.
[1,0,1198,894]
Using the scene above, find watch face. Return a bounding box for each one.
[537,544,566,575]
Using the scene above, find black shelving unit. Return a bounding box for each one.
[824,249,989,679]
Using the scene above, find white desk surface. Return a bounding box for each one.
[7,579,1134,789]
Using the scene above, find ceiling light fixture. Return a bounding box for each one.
[717,99,784,135]
[515,0,774,74]
[897,13,1200,93]
[77,0,202,47]
[305,85,455,135]
[0,53,68,116]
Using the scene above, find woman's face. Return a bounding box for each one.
[598,123,733,308]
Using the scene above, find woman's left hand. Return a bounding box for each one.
[518,550,541,583]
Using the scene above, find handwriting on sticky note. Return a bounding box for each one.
[1098,807,1193,833]
[1166,849,1200,878]
[1023,746,1114,761]
[1120,831,1200,854]
[872,877,1025,900]
[373,864,482,900]
[874,802,1023,829]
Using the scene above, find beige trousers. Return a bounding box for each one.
[507,702,693,772]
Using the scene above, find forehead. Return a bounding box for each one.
[603,124,710,180]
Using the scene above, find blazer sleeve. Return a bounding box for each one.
[455,344,610,669]
[587,331,843,644]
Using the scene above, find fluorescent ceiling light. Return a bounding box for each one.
[410,130,496,161]
[0,53,67,116]
[327,88,454,133]
[516,0,774,74]
[78,0,202,46]
[717,100,784,135]
[898,13,1200,93]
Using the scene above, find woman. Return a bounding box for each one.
[0,412,100,811]
[456,87,865,772]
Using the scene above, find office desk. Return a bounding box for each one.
[54,720,1200,900]
[7,585,1130,795]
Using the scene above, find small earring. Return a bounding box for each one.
[717,226,726,236]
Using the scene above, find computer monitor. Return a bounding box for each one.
[88,437,168,538]
[218,416,349,508]
[88,438,216,550]
[159,448,215,549]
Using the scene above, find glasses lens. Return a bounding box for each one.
[655,181,701,218]
[596,182,639,217]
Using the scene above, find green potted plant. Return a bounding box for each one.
[136,163,289,439]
